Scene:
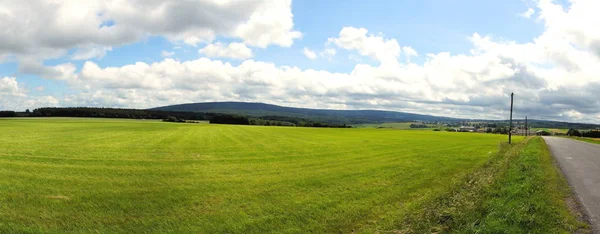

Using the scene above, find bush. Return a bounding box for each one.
[162,116,186,123]
[209,114,250,125]
[566,129,581,137]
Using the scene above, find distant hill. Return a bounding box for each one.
[150,102,460,124]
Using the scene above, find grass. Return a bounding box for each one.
[383,137,587,233]
[0,118,580,233]
[472,138,586,233]
[557,135,600,145]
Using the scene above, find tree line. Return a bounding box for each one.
[0,111,17,117]
[1,107,350,128]
[250,115,350,128]
[567,129,600,138]
[30,107,210,120]
[409,123,429,128]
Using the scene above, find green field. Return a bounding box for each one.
[0,118,580,233]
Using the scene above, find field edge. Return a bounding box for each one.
[368,137,588,233]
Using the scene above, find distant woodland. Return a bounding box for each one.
[0,108,350,128]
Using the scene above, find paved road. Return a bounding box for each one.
[543,136,600,233]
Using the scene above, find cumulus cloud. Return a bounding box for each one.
[402,46,418,62]
[72,46,112,60]
[0,77,58,110]
[303,47,317,60]
[1,95,60,111]
[18,59,77,80]
[328,27,401,65]
[520,8,535,18]
[161,51,175,57]
[233,0,302,48]
[0,77,25,97]
[199,42,253,60]
[320,48,337,60]
[538,0,600,58]
[0,0,301,61]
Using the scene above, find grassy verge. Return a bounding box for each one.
[371,137,587,233]
[563,136,600,145]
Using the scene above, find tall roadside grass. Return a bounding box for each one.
[371,137,588,233]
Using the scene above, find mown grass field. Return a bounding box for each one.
[0,118,580,233]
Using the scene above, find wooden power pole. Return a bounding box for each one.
[509,93,514,144]
[525,116,528,137]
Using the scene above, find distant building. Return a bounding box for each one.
[459,126,476,132]
[513,129,532,136]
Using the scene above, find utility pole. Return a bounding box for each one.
[509,93,514,144]
[525,116,528,137]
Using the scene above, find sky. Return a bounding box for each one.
[1,0,599,123]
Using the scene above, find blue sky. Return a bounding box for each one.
[1,0,599,123]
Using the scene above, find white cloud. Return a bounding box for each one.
[320,48,337,60]
[18,59,78,80]
[537,0,600,58]
[561,110,584,120]
[234,0,302,48]
[520,8,535,18]
[328,27,401,65]
[0,77,58,111]
[0,77,25,97]
[2,95,60,111]
[303,47,317,60]
[199,42,253,60]
[402,46,418,57]
[402,46,418,62]
[0,0,301,62]
[161,51,175,57]
[72,46,112,60]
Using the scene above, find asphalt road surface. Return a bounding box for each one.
[543,136,600,233]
